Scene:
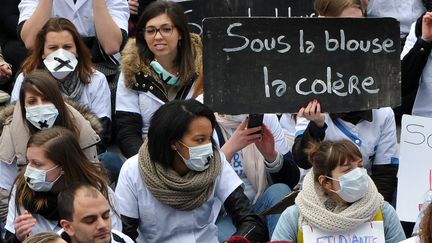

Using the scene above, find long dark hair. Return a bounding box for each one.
[135,1,195,84]
[15,127,109,214]
[19,70,78,136]
[148,100,216,168]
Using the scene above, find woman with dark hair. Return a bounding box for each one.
[0,70,100,224]
[4,127,119,242]
[115,99,268,242]
[11,17,112,153]
[116,0,203,158]
[272,140,405,242]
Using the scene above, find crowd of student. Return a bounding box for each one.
[0,0,431,242]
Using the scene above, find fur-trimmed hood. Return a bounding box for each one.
[0,100,102,136]
[0,100,101,166]
[121,33,202,89]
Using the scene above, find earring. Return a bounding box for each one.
[178,40,181,47]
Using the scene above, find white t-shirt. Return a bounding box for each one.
[367,0,425,37]
[11,71,112,119]
[401,22,432,117]
[295,107,399,172]
[18,0,129,38]
[115,151,242,243]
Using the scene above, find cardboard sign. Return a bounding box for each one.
[203,17,401,114]
[178,0,315,35]
[397,115,432,222]
[302,221,385,243]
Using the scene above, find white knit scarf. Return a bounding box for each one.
[215,114,268,202]
[295,171,384,232]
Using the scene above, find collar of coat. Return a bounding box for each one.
[121,33,202,89]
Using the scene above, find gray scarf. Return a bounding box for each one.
[139,139,221,211]
[58,70,84,101]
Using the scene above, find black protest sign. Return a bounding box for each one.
[177,0,315,35]
[203,17,401,114]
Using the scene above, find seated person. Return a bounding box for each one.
[4,127,120,242]
[115,100,268,242]
[292,100,399,203]
[272,140,405,242]
[58,182,133,243]
[215,113,300,240]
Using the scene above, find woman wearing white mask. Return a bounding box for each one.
[3,127,120,242]
[10,17,123,186]
[272,140,405,243]
[11,17,112,154]
[215,113,300,241]
[115,99,269,242]
[0,70,100,225]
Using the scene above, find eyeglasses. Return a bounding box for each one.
[144,25,175,38]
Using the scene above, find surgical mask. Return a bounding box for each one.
[26,104,59,130]
[150,59,179,86]
[177,141,214,171]
[326,167,369,203]
[24,165,61,192]
[221,114,247,123]
[43,48,78,79]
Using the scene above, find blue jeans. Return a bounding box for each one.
[216,183,291,241]
[98,152,124,184]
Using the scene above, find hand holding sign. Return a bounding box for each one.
[298,99,325,128]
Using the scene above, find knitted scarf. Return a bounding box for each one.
[215,114,268,203]
[139,139,221,211]
[295,171,384,232]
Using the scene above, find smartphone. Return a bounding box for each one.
[247,114,264,134]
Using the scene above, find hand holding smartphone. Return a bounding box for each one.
[247,114,264,134]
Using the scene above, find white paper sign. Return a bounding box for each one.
[396,115,432,222]
[302,221,385,243]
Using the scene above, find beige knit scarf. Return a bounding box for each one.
[295,171,384,232]
[139,139,221,211]
[215,114,268,202]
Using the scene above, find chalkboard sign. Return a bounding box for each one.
[177,0,315,34]
[203,17,401,114]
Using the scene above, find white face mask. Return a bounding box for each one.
[220,114,247,123]
[43,48,78,79]
[326,167,369,203]
[177,141,214,171]
[24,164,62,192]
[26,104,59,130]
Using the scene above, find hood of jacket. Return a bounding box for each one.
[121,33,202,89]
[0,100,101,165]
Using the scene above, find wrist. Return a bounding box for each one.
[264,150,278,163]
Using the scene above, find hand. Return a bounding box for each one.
[221,117,262,161]
[298,99,325,128]
[0,64,12,82]
[14,210,36,241]
[128,0,139,15]
[254,125,277,162]
[422,12,432,42]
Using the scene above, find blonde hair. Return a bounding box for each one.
[314,0,365,17]
[23,232,64,243]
